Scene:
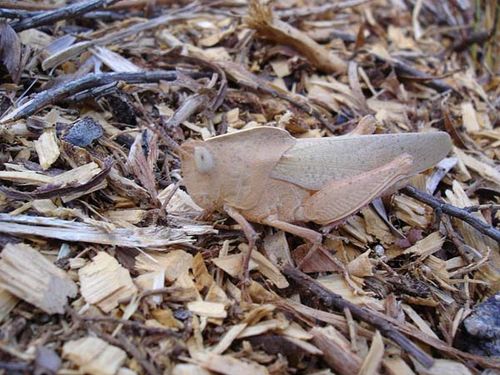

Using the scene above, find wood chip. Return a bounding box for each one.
[358,330,384,375]
[187,301,227,319]
[311,326,362,375]
[0,243,77,314]
[193,352,269,375]
[34,128,60,170]
[0,287,18,322]
[79,252,137,313]
[403,232,444,257]
[63,337,126,375]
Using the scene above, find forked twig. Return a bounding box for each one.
[0,71,208,124]
[10,0,120,32]
[402,186,500,243]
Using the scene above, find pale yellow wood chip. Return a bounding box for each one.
[212,253,258,278]
[383,357,416,375]
[285,336,323,355]
[281,322,313,340]
[117,368,138,375]
[79,252,137,313]
[0,287,18,322]
[347,250,374,278]
[193,352,269,375]
[0,162,101,186]
[362,207,394,244]
[0,243,77,314]
[211,323,247,354]
[454,147,500,185]
[34,128,60,170]
[358,330,384,375]
[461,102,481,133]
[106,209,147,225]
[187,301,227,319]
[135,250,193,282]
[135,270,165,305]
[172,364,211,375]
[318,274,383,310]
[248,245,289,288]
[403,232,444,257]
[63,337,127,375]
[237,319,288,339]
[402,304,440,339]
[413,358,472,375]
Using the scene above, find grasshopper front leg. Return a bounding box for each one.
[260,217,336,271]
[262,216,372,294]
[223,204,258,287]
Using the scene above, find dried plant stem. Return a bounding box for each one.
[282,265,435,368]
[10,0,121,32]
[402,186,500,243]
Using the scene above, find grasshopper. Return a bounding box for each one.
[179,123,451,281]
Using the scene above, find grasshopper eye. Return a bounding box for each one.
[194,146,214,173]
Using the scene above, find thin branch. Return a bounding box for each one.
[372,53,453,93]
[80,316,181,337]
[402,186,500,243]
[10,0,121,32]
[0,71,207,124]
[0,9,37,19]
[276,0,371,19]
[282,265,435,368]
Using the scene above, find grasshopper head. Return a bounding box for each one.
[179,140,221,209]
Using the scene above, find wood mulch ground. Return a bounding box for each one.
[0,0,498,374]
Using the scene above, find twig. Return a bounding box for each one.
[372,53,453,93]
[10,0,121,32]
[163,93,210,129]
[0,71,207,124]
[81,316,181,337]
[276,0,371,19]
[0,9,37,19]
[0,361,31,372]
[463,203,500,213]
[391,59,453,93]
[402,186,500,243]
[0,1,55,11]
[452,6,499,52]
[282,265,435,368]
[0,0,177,11]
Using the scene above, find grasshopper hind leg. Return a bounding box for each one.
[304,154,414,225]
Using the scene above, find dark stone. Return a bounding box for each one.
[63,117,103,147]
[454,293,500,357]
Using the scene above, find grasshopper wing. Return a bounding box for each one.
[270,132,452,191]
